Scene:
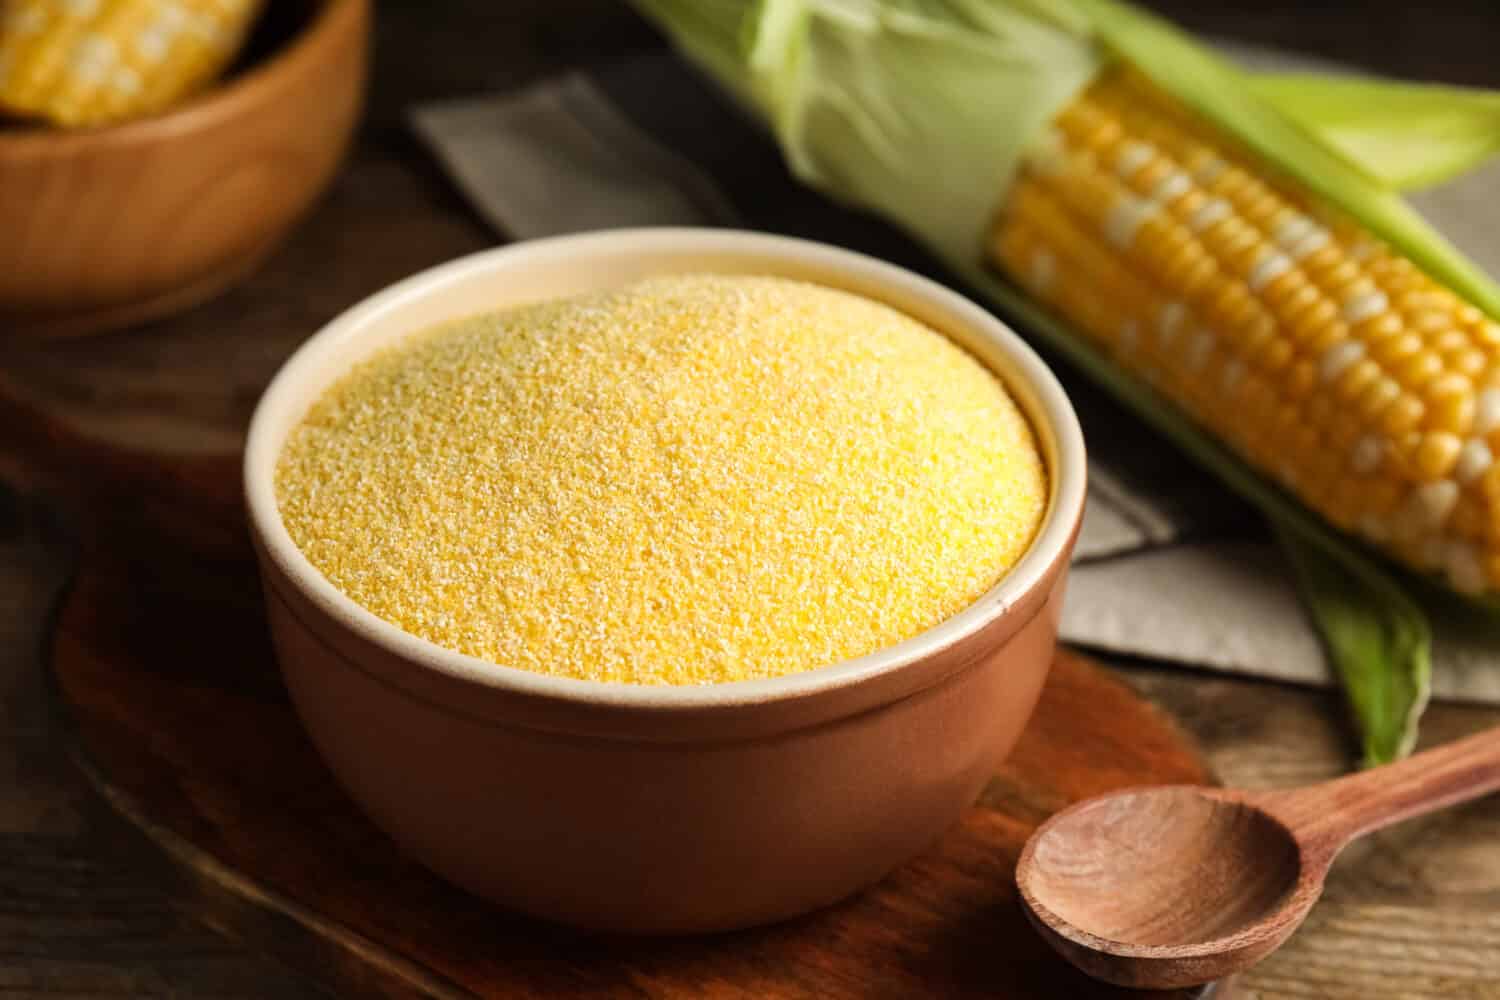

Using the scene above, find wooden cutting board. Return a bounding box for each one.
[45,542,1234,999]
[3,98,1232,997]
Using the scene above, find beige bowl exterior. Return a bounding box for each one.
[0,0,369,340]
[244,229,1086,933]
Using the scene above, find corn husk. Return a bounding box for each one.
[635,0,1500,764]
[1249,72,1500,192]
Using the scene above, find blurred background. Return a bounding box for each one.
[3,1,1500,997]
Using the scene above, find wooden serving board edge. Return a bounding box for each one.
[38,553,1235,1000]
[41,581,472,1000]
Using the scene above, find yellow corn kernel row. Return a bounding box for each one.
[0,0,262,127]
[991,69,1500,596]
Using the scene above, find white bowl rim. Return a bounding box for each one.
[244,228,1087,711]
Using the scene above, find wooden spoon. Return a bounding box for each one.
[1016,726,1500,990]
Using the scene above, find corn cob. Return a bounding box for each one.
[992,69,1500,596]
[0,0,262,127]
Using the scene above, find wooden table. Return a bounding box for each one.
[2,2,1499,997]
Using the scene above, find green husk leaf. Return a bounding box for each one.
[1066,0,1500,322]
[633,0,1494,762]
[637,0,1101,264]
[1276,520,1430,768]
[1248,72,1500,192]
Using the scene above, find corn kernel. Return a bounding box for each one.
[1286,298,1338,345]
[1448,349,1487,380]
[1328,411,1364,450]
[1424,373,1476,434]
[1357,377,1402,424]
[1299,245,1343,276]
[1432,328,1470,352]
[1316,260,1362,293]
[1382,395,1427,437]
[1453,496,1487,540]
[1303,394,1336,430]
[1257,337,1296,374]
[1359,313,1406,345]
[1473,463,1500,508]
[1334,358,1381,403]
[1414,432,1464,481]
[1286,360,1319,399]
[1393,350,1444,389]
[1372,333,1422,367]
[992,68,1500,596]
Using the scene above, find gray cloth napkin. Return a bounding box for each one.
[411,61,1500,704]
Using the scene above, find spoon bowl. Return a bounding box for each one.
[1018,787,1315,989]
[1016,727,1500,990]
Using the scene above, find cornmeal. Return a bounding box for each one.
[275,275,1047,685]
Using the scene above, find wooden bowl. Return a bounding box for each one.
[244,229,1088,933]
[0,0,370,340]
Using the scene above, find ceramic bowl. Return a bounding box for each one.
[244,228,1087,933]
[0,0,369,340]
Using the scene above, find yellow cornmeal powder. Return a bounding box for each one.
[275,275,1048,685]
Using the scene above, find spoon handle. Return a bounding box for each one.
[1265,726,1500,858]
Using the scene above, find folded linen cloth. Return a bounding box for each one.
[411,52,1500,704]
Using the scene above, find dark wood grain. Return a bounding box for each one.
[48,543,1225,999]
[2,1,1500,998]
[0,488,323,1000]
[0,834,325,1000]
